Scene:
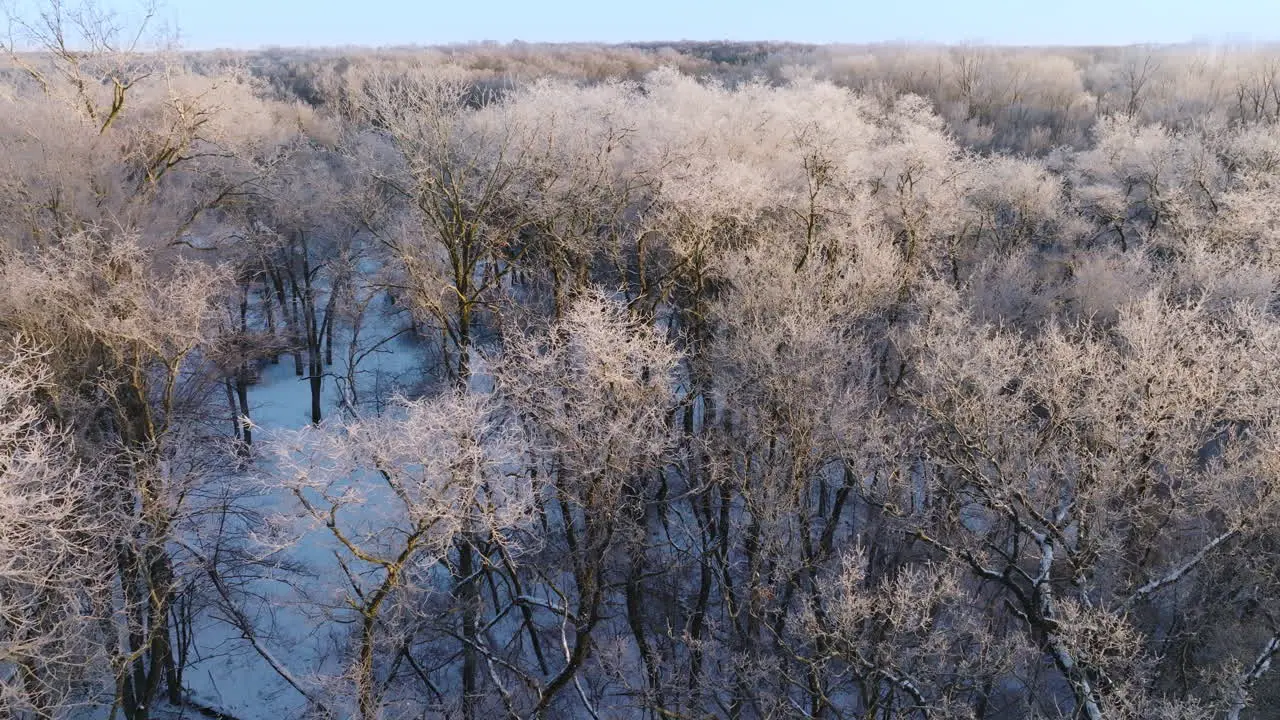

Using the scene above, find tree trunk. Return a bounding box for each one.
[456,541,479,720]
[223,377,241,442]
[235,372,252,447]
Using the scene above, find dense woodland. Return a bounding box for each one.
[8,4,1280,719]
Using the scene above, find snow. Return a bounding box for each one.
[180,294,424,720]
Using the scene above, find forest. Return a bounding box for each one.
[5,2,1280,719]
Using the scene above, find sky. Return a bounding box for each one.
[102,0,1280,49]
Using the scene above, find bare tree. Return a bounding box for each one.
[271,389,533,720]
[0,233,227,720]
[0,340,121,719]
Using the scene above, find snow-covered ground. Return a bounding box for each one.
[181,299,423,720]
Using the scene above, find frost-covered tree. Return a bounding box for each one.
[0,342,122,719]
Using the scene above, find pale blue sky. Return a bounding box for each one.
[132,0,1280,49]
